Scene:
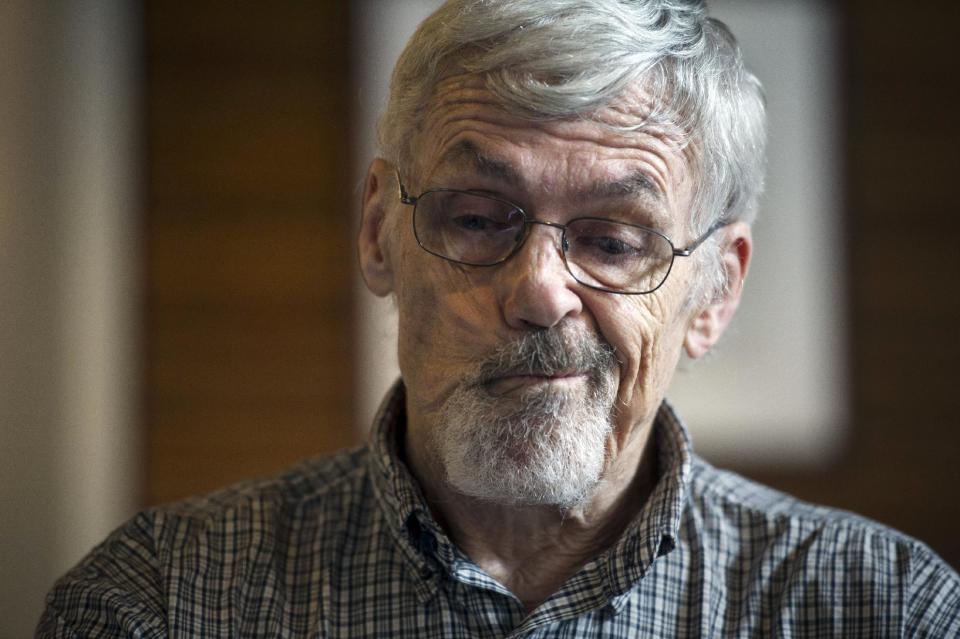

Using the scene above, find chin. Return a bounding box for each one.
[435,379,615,509]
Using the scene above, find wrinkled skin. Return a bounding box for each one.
[358,74,751,609]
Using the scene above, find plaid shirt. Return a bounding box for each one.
[38,381,960,637]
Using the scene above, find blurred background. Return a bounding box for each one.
[2,0,957,635]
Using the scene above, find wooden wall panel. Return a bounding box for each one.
[145,1,356,504]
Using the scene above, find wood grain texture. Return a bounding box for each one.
[144,1,356,504]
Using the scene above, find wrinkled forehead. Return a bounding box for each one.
[409,72,692,174]
[405,73,695,231]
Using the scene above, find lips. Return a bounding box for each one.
[483,370,588,397]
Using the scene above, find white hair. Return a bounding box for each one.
[378,0,767,301]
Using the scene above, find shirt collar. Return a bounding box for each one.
[600,399,692,603]
[366,381,447,602]
[367,379,694,602]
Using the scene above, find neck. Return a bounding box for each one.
[405,417,658,611]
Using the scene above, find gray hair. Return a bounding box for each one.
[378,0,766,302]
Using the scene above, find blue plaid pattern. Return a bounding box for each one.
[37,381,960,637]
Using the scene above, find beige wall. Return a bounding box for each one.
[0,2,140,635]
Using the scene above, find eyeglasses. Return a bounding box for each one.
[397,174,727,295]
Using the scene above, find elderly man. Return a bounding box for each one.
[39,0,959,636]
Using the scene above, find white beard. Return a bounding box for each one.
[434,324,618,509]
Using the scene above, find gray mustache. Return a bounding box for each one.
[474,324,617,383]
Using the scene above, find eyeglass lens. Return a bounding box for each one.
[412,190,675,294]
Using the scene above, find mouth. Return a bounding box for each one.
[483,370,588,397]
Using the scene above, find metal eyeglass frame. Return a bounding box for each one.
[397,173,729,295]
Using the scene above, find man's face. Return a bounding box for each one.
[366,75,708,507]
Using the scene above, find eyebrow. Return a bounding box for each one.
[437,140,521,186]
[436,140,664,205]
[574,170,660,203]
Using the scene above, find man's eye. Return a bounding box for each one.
[579,235,643,257]
[450,213,510,234]
[596,237,634,255]
[452,214,497,231]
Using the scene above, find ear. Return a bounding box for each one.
[358,158,398,297]
[684,222,752,359]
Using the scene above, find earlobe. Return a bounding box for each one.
[357,159,397,297]
[684,223,752,359]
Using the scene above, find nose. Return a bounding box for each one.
[495,223,583,330]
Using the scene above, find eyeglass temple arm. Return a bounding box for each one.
[396,171,417,205]
[673,219,732,257]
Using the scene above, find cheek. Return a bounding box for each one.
[393,250,499,399]
[600,295,688,423]
[395,280,438,370]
